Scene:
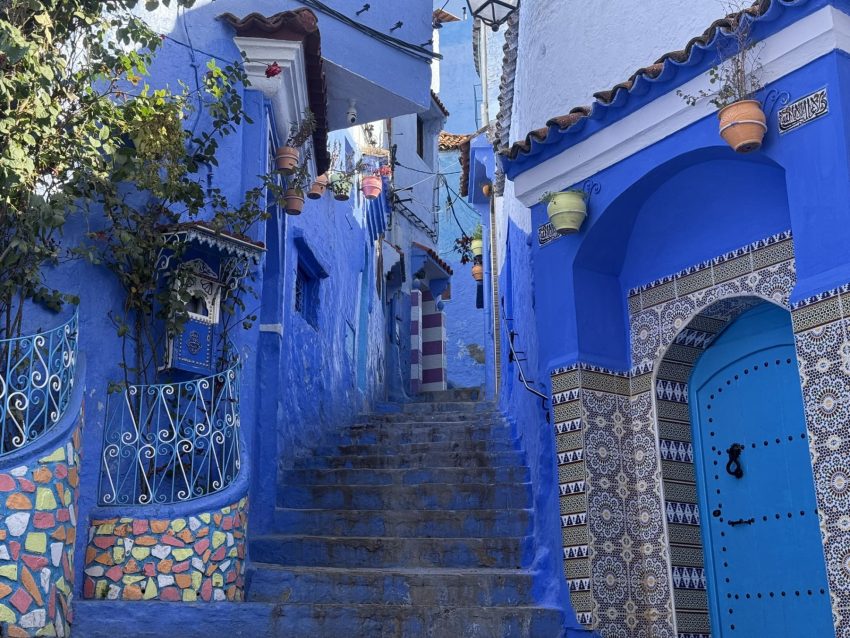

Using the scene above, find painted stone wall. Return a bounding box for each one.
[551,232,803,637]
[0,423,82,637]
[82,497,247,603]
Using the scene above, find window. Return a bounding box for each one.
[295,264,319,329]
[416,116,425,159]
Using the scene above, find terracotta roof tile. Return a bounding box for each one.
[500,0,779,162]
[412,241,454,276]
[220,9,331,174]
[438,132,469,151]
[431,90,450,118]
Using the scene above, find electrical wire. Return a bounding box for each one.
[162,34,235,66]
[296,0,442,62]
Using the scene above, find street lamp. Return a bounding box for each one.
[466,0,519,31]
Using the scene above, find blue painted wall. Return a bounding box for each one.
[18,0,435,598]
[437,18,480,134]
[437,149,486,389]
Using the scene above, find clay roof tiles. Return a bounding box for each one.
[219,9,331,174]
[500,0,780,162]
[431,90,451,118]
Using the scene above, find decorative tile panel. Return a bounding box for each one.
[550,231,838,638]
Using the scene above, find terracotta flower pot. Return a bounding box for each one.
[471,239,483,257]
[284,188,305,215]
[471,264,484,282]
[275,146,299,173]
[307,174,329,200]
[718,100,767,153]
[361,175,383,200]
[482,183,493,198]
[546,191,587,235]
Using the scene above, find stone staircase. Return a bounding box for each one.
[73,390,567,637]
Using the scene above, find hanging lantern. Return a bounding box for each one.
[466,0,519,31]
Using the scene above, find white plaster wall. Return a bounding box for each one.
[509,0,729,144]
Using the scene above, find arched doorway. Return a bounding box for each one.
[688,302,832,637]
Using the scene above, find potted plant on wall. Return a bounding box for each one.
[276,108,316,173]
[677,6,766,153]
[361,164,391,201]
[307,173,329,200]
[283,155,312,215]
[541,190,587,234]
[471,257,484,282]
[328,141,362,202]
[470,224,484,257]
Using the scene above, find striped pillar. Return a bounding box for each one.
[420,289,447,392]
[410,290,422,395]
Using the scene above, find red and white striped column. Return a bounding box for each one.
[410,290,422,394]
[420,289,447,392]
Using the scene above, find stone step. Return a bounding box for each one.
[246,564,536,606]
[409,387,484,403]
[295,449,523,470]
[330,427,516,447]
[401,401,496,414]
[271,507,533,538]
[278,482,532,510]
[359,411,498,423]
[249,535,532,569]
[308,439,520,458]
[349,417,506,430]
[280,466,530,486]
[72,600,568,638]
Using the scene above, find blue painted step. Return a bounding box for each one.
[246,564,537,605]
[308,439,520,456]
[278,482,532,509]
[271,507,533,538]
[296,449,523,469]
[280,465,530,486]
[331,428,516,446]
[249,535,534,569]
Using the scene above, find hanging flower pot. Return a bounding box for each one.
[482,183,493,198]
[718,100,767,153]
[471,264,484,282]
[330,173,352,201]
[283,188,305,215]
[470,238,483,257]
[361,175,383,200]
[307,174,329,200]
[542,190,587,235]
[275,146,300,173]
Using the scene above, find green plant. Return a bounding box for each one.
[285,108,316,148]
[472,224,483,241]
[0,0,202,337]
[286,152,313,194]
[540,189,585,205]
[677,3,763,108]
[328,140,363,196]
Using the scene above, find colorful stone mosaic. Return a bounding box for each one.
[550,231,826,638]
[82,497,247,603]
[0,422,82,637]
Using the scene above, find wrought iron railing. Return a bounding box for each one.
[99,363,241,506]
[0,314,78,456]
[500,297,550,423]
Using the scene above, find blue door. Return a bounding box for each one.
[689,303,833,638]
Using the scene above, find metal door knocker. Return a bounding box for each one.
[726,443,745,479]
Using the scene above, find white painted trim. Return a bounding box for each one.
[512,6,850,206]
[232,37,311,154]
[259,323,283,336]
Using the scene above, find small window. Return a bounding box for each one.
[416,116,425,159]
[295,265,319,328]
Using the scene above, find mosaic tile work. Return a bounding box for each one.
[551,231,803,638]
[792,287,850,638]
[83,497,247,603]
[551,367,591,627]
[0,423,82,637]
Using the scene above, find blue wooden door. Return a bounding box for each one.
[689,304,833,638]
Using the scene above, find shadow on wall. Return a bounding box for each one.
[574,148,792,370]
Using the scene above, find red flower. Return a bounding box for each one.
[265,62,282,78]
